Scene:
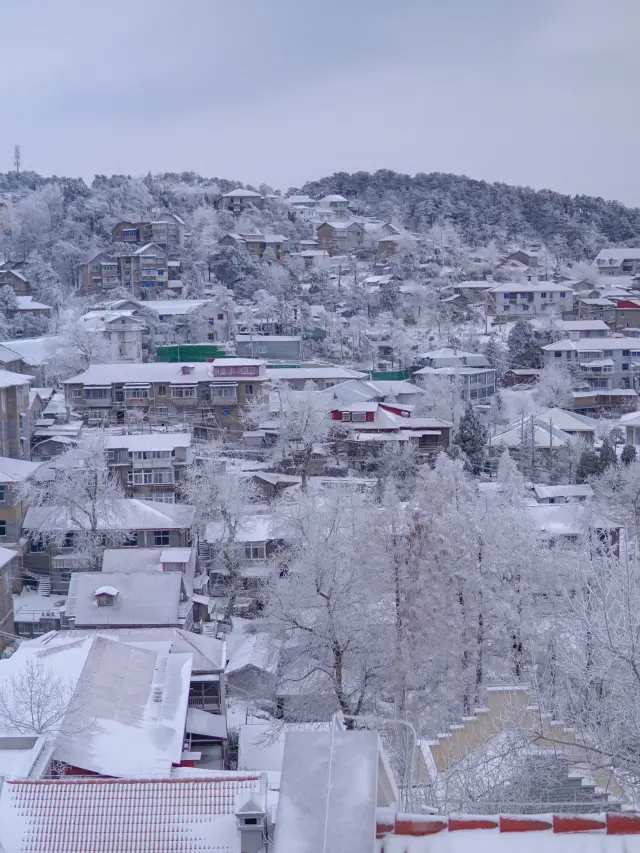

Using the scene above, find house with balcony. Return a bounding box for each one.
[554,319,612,339]
[218,188,264,214]
[413,348,497,403]
[486,281,574,316]
[80,309,148,361]
[594,248,640,276]
[22,498,196,594]
[318,194,349,215]
[218,232,288,262]
[316,220,365,253]
[141,298,232,344]
[63,359,266,436]
[105,432,192,503]
[79,244,169,297]
[204,513,285,608]
[112,213,186,251]
[331,402,452,468]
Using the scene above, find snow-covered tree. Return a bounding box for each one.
[534,363,574,409]
[18,430,131,570]
[453,403,488,473]
[508,320,542,369]
[47,318,118,382]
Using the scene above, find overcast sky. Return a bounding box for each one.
[2,0,639,203]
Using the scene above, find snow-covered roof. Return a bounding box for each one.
[23,497,195,532]
[595,248,640,262]
[532,484,594,500]
[142,299,210,316]
[274,730,380,853]
[47,626,225,672]
[185,707,227,739]
[205,513,276,544]
[0,368,30,388]
[0,456,41,483]
[222,188,262,198]
[101,546,192,573]
[319,194,348,202]
[534,408,599,433]
[63,361,264,386]
[0,775,262,853]
[12,588,66,622]
[0,335,60,366]
[266,366,367,381]
[226,630,278,675]
[544,337,634,352]
[238,722,331,772]
[490,422,573,449]
[67,572,184,627]
[526,503,620,535]
[104,432,191,451]
[558,319,611,332]
[0,634,192,778]
[489,281,570,293]
[15,295,51,312]
[236,334,301,342]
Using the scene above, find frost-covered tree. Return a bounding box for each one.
[621,444,637,467]
[18,430,131,570]
[182,441,259,621]
[508,320,542,369]
[534,363,574,409]
[453,403,488,473]
[598,436,617,473]
[0,657,84,736]
[47,318,118,382]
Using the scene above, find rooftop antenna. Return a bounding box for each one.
[13,145,20,175]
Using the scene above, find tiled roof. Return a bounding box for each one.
[1,776,261,853]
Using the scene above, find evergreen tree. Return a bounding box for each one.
[453,403,488,474]
[576,448,601,483]
[508,320,542,369]
[598,436,618,472]
[621,444,637,467]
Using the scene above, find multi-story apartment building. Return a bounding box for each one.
[413,349,497,403]
[80,244,169,297]
[112,213,186,252]
[0,457,41,542]
[80,310,148,361]
[486,281,574,316]
[105,433,192,503]
[218,233,288,262]
[594,248,640,276]
[543,337,640,391]
[218,188,264,214]
[63,359,266,436]
[0,370,33,459]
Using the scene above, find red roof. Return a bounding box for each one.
[1,776,261,853]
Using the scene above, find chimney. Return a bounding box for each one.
[236,787,269,853]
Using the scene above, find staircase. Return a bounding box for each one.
[37,577,51,597]
[197,538,211,570]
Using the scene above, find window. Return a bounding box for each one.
[603,351,613,357]
[560,292,566,298]
[0,485,5,502]
[157,385,168,396]
[502,305,510,312]
[96,593,116,607]
[153,470,173,484]
[244,544,266,560]
[540,293,547,299]
[107,450,116,463]
[123,532,138,547]
[62,532,74,549]
[154,530,171,546]
[155,406,169,417]
[171,386,196,398]
[30,536,45,553]
[245,384,254,395]
[0,521,6,538]
[217,313,224,320]
[503,293,509,300]
[623,363,629,371]
[126,388,148,399]
[240,366,256,375]
[215,386,236,398]
[129,469,153,485]
[217,366,233,376]
[554,351,562,358]
[341,412,351,421]
[85,388,110,400]
[623,350,630,357]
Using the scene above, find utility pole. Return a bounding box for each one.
[13,145,21,175]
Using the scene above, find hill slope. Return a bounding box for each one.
[299,170,640,255]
